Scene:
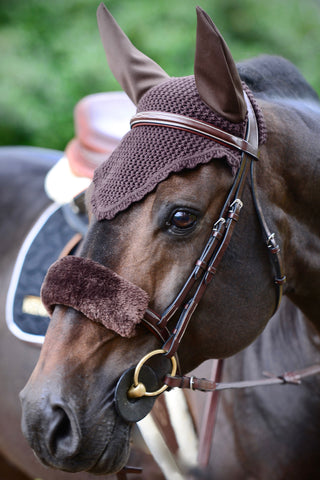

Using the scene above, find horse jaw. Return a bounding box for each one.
[19,305,157,474]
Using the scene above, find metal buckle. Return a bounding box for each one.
[230,198,243,210]
[267,233,276,247]
[214,217,226,228]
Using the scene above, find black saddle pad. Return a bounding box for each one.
[6,203,86,344]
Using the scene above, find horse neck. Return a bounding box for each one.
[257,98,320,330]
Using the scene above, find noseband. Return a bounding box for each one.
[134,93,286,360]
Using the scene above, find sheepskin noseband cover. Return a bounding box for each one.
[41,256,150,338]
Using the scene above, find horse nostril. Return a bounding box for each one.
[46,404,81,459]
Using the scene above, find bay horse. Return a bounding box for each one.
[6,3,320,479]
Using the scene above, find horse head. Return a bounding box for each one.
[20,4,284,475]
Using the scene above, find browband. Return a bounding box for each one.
[130,110,259,160]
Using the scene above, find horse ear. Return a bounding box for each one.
[97,3,169,105]
[194,7,247,122]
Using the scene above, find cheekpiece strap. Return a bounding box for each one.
[130,111,259,160]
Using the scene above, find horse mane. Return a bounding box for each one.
[237,55,319,102]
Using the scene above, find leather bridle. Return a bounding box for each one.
[115,91,289,475]
[130,92,286,360]
[115,94,320,479]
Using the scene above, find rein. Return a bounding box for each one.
[165,364,320,392]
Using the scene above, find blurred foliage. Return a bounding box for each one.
[0,0,319,150]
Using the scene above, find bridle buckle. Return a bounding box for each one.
[230,198,243,210]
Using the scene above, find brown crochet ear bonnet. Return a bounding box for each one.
[91,4,266,221]
[91,79,266,221]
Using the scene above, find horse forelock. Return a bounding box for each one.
[91,76,266,221]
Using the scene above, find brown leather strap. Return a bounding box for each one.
[143,308,170,343]
[58,233,82,259]
[162,197,245,357]
[162,93,258,358]
[165,374,219,392]
[250,162,286,312]
[131,111,259,160]
[165,363,320,392]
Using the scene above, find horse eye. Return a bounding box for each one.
[169,210,197,230]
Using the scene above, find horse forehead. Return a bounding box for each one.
[155,164,227,202]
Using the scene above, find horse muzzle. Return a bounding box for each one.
[19,378,132,474]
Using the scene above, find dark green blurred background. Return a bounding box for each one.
[1,0,319,151]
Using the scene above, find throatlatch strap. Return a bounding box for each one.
[250,162,286,312]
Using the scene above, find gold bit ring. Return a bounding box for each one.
[127,349,177,398]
